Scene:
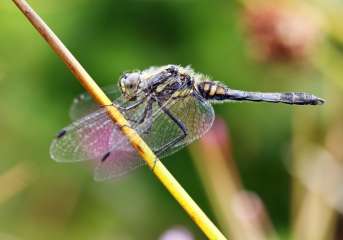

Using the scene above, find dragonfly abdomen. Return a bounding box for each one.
[197,81,324,105]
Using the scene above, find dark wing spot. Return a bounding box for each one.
[101,152,111,162]
[56,129,67,139]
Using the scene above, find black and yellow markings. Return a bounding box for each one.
[203,82,211,92]
[155,80,166,93]
[200,82,226,98]
[209,84,217,96]
[215,86,225,95]
[173,89,189,98]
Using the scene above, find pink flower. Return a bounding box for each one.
[159,226,194,240]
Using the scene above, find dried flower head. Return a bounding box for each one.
[243,3,323,62]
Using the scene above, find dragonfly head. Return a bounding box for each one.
[119,71,141,100]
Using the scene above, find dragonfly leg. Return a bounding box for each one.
[101,98,149,123]
[121,97,153,126]
[100,97,145,112]
[140,100,154,134]
[135,97,153,125]
[118,98,146,111]
[155,103,188,156]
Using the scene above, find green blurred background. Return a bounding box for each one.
[0,0,341,239]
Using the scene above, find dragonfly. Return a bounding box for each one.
[50,65,324,181]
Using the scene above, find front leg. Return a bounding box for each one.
[101,98,147,123]
[101,97,145,112]
[116,97,145,112]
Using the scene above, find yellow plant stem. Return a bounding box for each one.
[12,0,227,239]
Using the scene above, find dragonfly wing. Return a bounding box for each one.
[50,108,120,162]
[51,97,154,179]
[91,103,154,181]
[93,101,155,180]
[93,141,144,181]
[69,85,123,121]
[94,90,215,180]
[143,92,215,159]
[53,77,214,180]
[51,95,148,160]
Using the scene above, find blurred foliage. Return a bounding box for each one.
[0,0,340,239]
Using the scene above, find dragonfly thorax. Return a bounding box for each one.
[119,65,196,101]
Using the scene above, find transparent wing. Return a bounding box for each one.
[93,143,143,181]
[50,108,117,162]
[51,78,214,180]
[69,85,122,121]
[94,91,215,180]
[50,98,150,162]
[144,92,215,158]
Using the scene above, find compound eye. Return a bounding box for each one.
[124,72,140,89]
[122,73,129,79]
[119,74,128,93]
[166,65,178,75]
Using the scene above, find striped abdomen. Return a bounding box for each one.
[197,81,227,100]
[196,81,324,105]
